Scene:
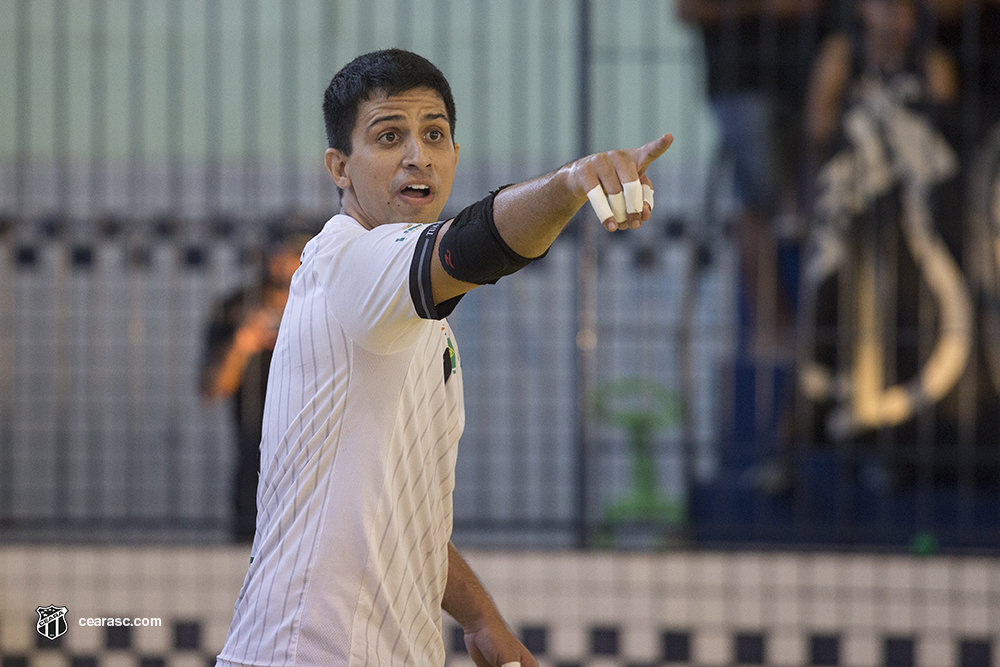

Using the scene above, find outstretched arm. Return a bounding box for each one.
[429,133,673,305]
[442,542,536,667]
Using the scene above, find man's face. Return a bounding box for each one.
[861,0,916,51]
[326,88,459,229]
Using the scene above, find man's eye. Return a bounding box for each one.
[379,132,397,143]
[427,130,443,141]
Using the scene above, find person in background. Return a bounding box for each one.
[678,0,837,332]
[676,0,842,493]
[801,0,966,454]
[200,228,310,542]
[806,0,959,166]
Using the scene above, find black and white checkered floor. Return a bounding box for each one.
[3,547,998,667]
[3,619,995,667]
[445,623,995,667]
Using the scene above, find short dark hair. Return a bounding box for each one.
[323,49,456,156]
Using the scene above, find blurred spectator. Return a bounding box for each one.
[200,230,309,542]
[802,0,970,447]
[677,0,839,330]
[804,0,960,287]
[806,0,959,167]
[677,0,842,494]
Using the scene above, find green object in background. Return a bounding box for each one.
[910,531,939,556]
[592,378,685,549]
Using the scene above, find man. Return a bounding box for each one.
[200,230,310,542]
[217,48,669,667]
[805,0,958,162]
[676,0,841,495]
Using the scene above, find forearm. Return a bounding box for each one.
[804,35,850,160]
[491,166,586,260]
[429,133,669,305]
[442,542,505,632]
[924,48,959,106]
[202,343,250,400]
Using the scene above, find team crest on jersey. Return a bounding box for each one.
[442,325,457,384]
[36,605,69,640]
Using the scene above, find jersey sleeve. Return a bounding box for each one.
[318,221,461,355]
[408,222,463,321]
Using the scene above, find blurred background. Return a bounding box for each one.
[1,1,999,666]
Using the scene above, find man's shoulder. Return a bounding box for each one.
[326,214,429,235]
[314,215,434,252]
[315,213,363,240]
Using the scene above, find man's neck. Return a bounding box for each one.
[340,192,377,230]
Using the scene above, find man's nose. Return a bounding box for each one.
[402,137,431,168]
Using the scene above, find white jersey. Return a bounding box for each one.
[218,214,465,667]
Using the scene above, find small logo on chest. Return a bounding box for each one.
[442,325,457,384]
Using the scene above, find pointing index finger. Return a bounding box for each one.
[636,133,674,171]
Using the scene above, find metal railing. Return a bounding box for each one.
[1,0,999,553]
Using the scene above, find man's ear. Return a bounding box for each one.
[325,148,351,190]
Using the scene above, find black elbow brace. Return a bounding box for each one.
[438,188,542,285]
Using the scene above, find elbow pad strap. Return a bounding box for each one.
[438,188,541,285]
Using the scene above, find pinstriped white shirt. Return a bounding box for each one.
[218,214,465,667]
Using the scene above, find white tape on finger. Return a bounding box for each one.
[500,663,522,667]
[642,183,654,211]
[623,179,643,214]
[586,185,614,223]
[608,191,627,223]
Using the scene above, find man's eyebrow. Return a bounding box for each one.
[366,112,449,130]
[367,114,405,130]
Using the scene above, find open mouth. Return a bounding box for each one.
[401,184,432,199]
